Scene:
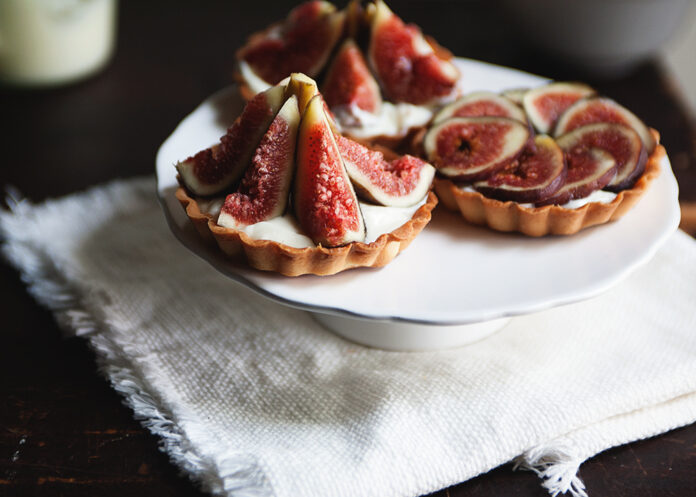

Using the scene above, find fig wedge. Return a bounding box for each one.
[217,96,301,229]
[474,135,566,204]
[433,91,527,125]
[295,95,366,247]
[555,122,646,192]
[238,1,344,85]
[176,85,286,196]
[284,72,340,132]
[523,82,596,134]
[335,135,435,207]
[423,116,530,181]
[367,0,459,105]
[322,39,382,114]
[537,147,616,207]
[554,96,656,154]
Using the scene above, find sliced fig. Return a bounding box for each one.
[537,148,616,206]
[523,82,596,134]
[367,0,459,105]
[474,135,566,203]
[423,116,530,181]
[501,88,528,106]
[555,122,646,192]
[554,96,656,153]
[322,39,382,114]
[217,96,301,229]
[433,91,528,125]
[238,1,344,85]
[335,134,435,206]
[176,85,286,196]
[294,95,365,247]
[284,72,340,131]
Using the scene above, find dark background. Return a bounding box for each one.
[2,1,695,496]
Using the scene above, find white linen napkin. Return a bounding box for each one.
[2,177,696,497]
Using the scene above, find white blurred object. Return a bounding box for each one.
[0,0,117,86]
[502,0,690,76]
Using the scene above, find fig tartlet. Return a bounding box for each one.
[175,75,437,276]
[421,83,662,236]
[235,0,462,150]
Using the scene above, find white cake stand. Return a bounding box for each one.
[156,58,681,351]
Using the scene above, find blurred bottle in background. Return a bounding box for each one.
[0,0,117,87]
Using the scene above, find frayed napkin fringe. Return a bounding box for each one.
[515,445,587,497]
[1,184,274,497]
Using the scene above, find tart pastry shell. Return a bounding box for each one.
[433,130,664,237]
[176,187,438,276]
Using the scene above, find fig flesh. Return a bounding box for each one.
[322,39,382,114]
[474,135,566,204]
[238,1,344,85]
[433,91,527,125]
[523,82,596,134]
[555,122,646,192]
[217,96,301,229]
[367,0,459,105]
[423,116,530,181]
[176,85,286,196]
[294,95,366,247]
[554,96,656,154]
[335,135,435,207]
[537,147,616,207]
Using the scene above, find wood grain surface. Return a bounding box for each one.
[1,2,695,496]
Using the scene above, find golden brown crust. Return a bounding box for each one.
[433,129,664,237]
[176,187,438,276]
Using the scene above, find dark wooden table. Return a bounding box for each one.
[2,2,695,496]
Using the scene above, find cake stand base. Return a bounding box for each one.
[312,312,511,351]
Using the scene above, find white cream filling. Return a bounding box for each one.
[238,60,272,95]
[334,102,433,140]
[202,197,426,248]
[459,185,617,209]
[558,189,617,209]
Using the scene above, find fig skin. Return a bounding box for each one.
[556,122,646,192]
[501,88,528,106]
[432,91,528,125]
[474,135,567,204]
[523,82,596,134]
[536,147,617,207]
[423,116,530,181]
[294,95,366,247]
[335,134,435,207]
[217,96,301,229]
[176,85,286,196]
[554,96,655,154]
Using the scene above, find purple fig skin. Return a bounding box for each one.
[473,135,567,204]
[536,147,617,207]
[423,116,530,182]
[556,122,645,193]
[553,96,655,154]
